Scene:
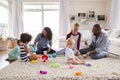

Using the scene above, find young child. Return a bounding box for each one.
[65,38,85,64]
[20,33,38,62]
[8,40,22,60]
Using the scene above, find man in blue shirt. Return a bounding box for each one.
[80,24,109,59]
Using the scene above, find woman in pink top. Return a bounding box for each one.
[66,23,81,55]
[57,23,81,55]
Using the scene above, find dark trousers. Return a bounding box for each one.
[80,47,107,59]
[36,48,56,55]
[80,47,95,55]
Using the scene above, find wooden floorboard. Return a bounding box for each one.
[0,50,10,70]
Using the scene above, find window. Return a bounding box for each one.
[23,3,59,48]
[43,4,59,9]
[0,1,8,38]
[0,1,8,6]
[24,5,41,10]
[44,11,59,47]
[23,12,42,41]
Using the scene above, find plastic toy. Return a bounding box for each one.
[48,54,52,58]
[69,64,74,69]
[75,71,83,76]
[86,63,92,67]
[29,44,37,52]
[43,51,47,55]
[50,63,60,68]
[52,53,57,58]
[40,70,47,75]
[39,55,42,58]
[42,55,48,62]
[97,64,103,68]
[31,60,38,63]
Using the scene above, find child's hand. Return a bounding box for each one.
[25,44,31,53]
[80,60,86,65]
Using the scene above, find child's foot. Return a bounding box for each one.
[80,60,86,65]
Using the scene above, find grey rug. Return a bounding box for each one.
[0,55,120,80]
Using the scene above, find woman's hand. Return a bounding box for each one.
[76,49,80,55]
[47,48,51,52]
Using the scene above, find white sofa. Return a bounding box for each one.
[0,37,17,51]
[59,29,120,56]
[0,39,9,51]
[59,30,92,49]
[109,29,120,56]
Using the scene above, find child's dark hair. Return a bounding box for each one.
[17,40,21,44]
[20,33,32,43]
[42,27,52,40]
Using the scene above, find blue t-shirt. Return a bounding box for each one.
[34,33,52,49]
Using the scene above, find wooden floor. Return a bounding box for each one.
[0,50,10,70]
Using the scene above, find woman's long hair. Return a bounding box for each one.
[41,27,53,40]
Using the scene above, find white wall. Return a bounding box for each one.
[105,0,111,29]
[23,0,111,31]
[69,0,111,31]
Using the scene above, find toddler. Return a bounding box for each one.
[65,38,85,64]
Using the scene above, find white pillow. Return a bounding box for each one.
[80,30,92,40]
[110,29,120,38]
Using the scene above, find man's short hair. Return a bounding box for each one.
[93,24,101,29]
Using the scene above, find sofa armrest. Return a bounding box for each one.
[0,40,9,51]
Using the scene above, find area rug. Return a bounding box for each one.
[0,55,120,80]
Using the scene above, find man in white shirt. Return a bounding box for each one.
[80,24,109,59]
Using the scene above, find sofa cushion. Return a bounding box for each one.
[109,38,120,47]
[110,29,120,38]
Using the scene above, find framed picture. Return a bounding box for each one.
[97,15,106,21]
[78,13,86,18]
[70,16,75,21]
[89,11,95,18]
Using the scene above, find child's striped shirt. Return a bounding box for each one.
[19,44,30,62]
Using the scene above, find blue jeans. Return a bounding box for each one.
[80,47,108,59]
[57,48,76,55]
[56,48,66,55]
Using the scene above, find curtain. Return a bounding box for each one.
[109,0,120,30]
[11,0,24,39]
[59,0,70,36]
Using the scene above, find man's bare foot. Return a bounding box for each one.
[83,54,89,59]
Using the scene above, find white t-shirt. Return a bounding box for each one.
[65,47,75,62]
[70,35,79,50]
